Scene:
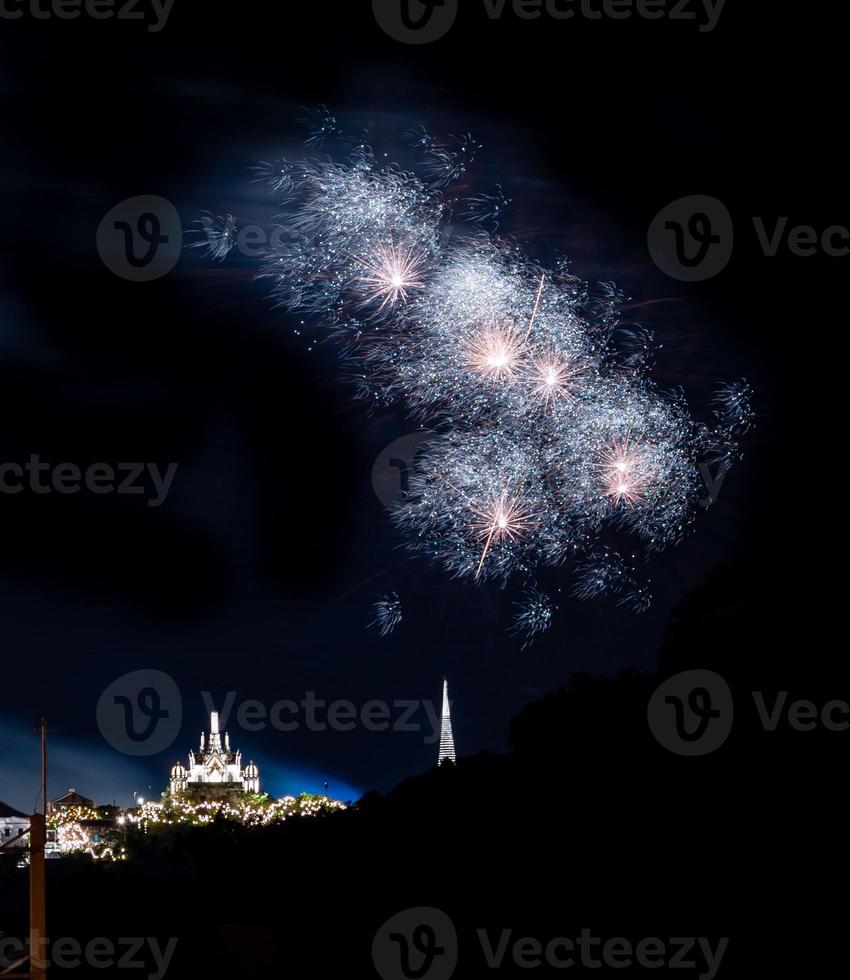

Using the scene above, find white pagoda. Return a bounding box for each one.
[169,711,259,798]
[438,678,456,765]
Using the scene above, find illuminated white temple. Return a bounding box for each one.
[170,711,260,797]
[438,678,456,765]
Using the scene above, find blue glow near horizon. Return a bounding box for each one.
[0,716,362,811]
[0,716,155,812]
[252,759,361,803]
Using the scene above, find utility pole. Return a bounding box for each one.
[29,718,47,979]
[40,718,48,822]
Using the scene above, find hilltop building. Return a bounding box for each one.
[169,711,260,799]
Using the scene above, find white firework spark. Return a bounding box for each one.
[464,321,528,382]
[354,243,428,311]
[598,436,652,507]
[525,352,586,407]
[469,490,538,578]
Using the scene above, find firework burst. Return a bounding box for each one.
[598,436,653,507]
[469,490,538,578]
[511,586,555,648]
[369,592,403,637]
[525,352,586,407]
[354,243,428,311]
[465,322,528,382]
[210,115,753,642]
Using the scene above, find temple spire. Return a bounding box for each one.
[438,678,456,765]
[170,710,260,797]
[208,711,221,751]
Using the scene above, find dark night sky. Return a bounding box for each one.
[0,2,838,810]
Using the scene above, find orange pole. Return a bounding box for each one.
[29,718,48,979]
